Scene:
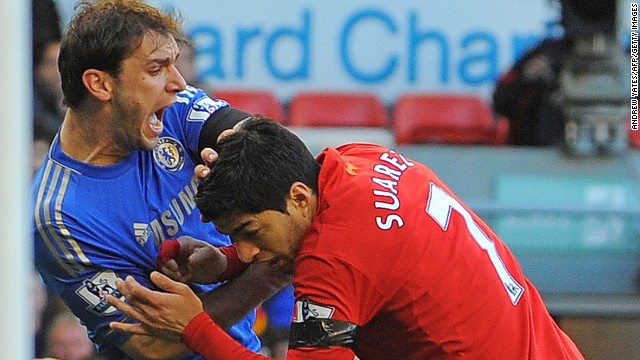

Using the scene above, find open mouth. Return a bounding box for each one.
[149,108,164,130]
[153,108,165,125]
[145,108,165,138]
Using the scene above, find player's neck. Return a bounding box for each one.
[59,108,128,166]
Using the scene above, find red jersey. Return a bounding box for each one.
[289,143,583,359]
[182,143,584,360]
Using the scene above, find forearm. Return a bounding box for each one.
[199,107,251,154]
[199,261,291,329]
[121,333,192,360]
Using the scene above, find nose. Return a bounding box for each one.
[167,64,187,93]
[235,241,261,263]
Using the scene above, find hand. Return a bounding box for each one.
[107,272,203,342]
[194,129,237,180]
[159,236,227,284]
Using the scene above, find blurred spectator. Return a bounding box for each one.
[493,0,618,147]
[43,311,102,360]
[492,36,572,146]
[32,0,65,135]
[34,289,72,358]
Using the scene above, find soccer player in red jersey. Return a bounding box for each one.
[108,116,584,359]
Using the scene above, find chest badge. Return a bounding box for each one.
[153,137,185,173]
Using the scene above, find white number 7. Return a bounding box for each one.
[426,183,524,305]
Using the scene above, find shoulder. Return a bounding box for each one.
[171,86,230,123]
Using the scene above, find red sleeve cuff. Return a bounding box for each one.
[217,244,250,281]
[156,239,180,268]
[182,311,218,353]
[182,311,270,360]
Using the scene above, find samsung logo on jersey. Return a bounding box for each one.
[153,137,186,173]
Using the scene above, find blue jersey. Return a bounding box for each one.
[32,86,260,359]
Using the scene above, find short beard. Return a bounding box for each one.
[110,94,155,152]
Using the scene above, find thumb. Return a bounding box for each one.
[188,246,212,268]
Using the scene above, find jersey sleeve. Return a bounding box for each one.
[288,252,384,358]
[293,253,384,328]
[168,86,230,159]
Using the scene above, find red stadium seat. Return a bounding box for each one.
[288,91,389,127]
[493,116,510,146]
[213,88,285,122]
[392,93,505,145]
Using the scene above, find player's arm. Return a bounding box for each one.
[156,237,290,330]
[120,334,191,360]
[156,238,248,284]
[108,273,357,360]
[198,106,252,154]
[182,311,357,360]
[199,260,291,329]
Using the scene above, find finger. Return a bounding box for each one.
[109,321,151,336]
[149,271,191,296]
[200,148,218,166]
[217,129,235,142]
[160,264,182,281]
[188,246,213,268]
[117,276,159,307]
[161,266,191,283]
[161,259,179,274]
[106,294,147,323]
[113,277,134,298]
[194,164,210,179]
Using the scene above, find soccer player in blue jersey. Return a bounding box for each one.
[31,1,289,359]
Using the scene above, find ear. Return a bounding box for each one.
[81,69,114,102]
[288,182,314,215]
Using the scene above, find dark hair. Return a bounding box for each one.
[195,116,320,222]
[59,0,187,108]
[32,0,62,68]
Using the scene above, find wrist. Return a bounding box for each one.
[182,311,217,351]
[217,244,250,281]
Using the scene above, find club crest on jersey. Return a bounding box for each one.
[293,298,335,323]
[75,270,124,315]
[345,163,358,175]
[153,137,185,173]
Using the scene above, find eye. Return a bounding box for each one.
[244,230,258,238]
[231,229,258,244]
